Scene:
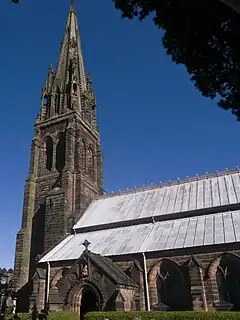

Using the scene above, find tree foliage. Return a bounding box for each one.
[0,268,13,274]
[113,0,240,119]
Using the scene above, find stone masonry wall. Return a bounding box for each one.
[14,111,102,304]
[146,249,240,311]
[116,248,240,311]
[33,248,240,312]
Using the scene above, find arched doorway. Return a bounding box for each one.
[80,286,100,319]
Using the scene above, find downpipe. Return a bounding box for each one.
[45,262,51,310]
[142,253,150,311]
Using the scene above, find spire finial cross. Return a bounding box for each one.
[82,239,91,250]
[71,0,75,7]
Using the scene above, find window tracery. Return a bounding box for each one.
[156,259,189,311]
[216,255,240,310]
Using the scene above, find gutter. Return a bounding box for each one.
[142,253,150,311]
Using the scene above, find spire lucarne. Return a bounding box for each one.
[13,2,103,295]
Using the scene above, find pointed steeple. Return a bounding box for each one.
[38,2,97,128]
[54,2,87,112]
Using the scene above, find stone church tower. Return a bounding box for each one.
[13,2,103,292]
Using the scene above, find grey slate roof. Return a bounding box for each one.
[40,209,240,263]
[39,169,240,263]
[85,250,136,287]
[73,170,240,230]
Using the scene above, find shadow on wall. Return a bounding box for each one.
[29,203,46,279]
[16,281,32,313]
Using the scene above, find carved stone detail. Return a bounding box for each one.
[68,272,78,285]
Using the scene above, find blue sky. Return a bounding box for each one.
[1,0,240,268]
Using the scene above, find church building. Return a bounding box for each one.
[13,2,240,315]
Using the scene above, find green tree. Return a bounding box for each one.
[113,0,240,119]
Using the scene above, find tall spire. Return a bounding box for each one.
[56,0,86,91]
[54,2,87,113]
[39,2,97,126]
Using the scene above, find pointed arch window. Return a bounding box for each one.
[46,136,53,171]
[87,146,94,180]
[156,260,190,311]
[216,255,240,310]
[56,132,66,173]
[67,60,74,109]
[43,95,48,105]
[44,95,51,119]
[73,82,77,95]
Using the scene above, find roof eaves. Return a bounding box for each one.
[97,168,240,200]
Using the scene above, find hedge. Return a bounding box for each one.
[85,311,240,320]
[43,312,79,320]
[5,312,79,320]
